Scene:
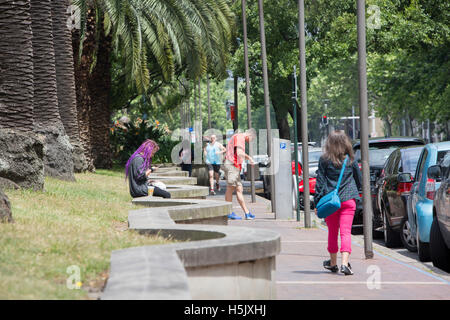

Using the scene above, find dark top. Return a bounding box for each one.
[314,155,363,204]
[128,156,149,198]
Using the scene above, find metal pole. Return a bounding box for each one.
[233,74,239,131]
[198,78,202,142]
[292,66,301,222]
[207,74,211,129]
[298,0,311,227]
[352,105,356,140]
[357,0,374,259]
[242,0,256,203]
[257,0,275,213]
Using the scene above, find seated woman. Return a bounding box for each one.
[125,139,171,199]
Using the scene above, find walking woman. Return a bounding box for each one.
[125,139,171,199]
[314,131,362,275]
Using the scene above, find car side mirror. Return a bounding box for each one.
[427,165,442,181]
[398,172,413,183]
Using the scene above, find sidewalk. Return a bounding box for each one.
[206,182,450,300]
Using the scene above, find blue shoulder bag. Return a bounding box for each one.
[316,156,348,219]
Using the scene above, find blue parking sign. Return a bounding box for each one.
[280,142,286,150]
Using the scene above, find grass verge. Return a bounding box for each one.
[0,169,171,299]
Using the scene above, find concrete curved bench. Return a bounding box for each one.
[151,170,188,177]
[131,198,229,225]
[134,185,209,200]
[101,200,281,300]
[146,175,197,185]
[101,165,281,300]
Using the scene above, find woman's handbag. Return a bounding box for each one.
[316,156,348,219]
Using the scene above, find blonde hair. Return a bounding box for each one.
[323,131,354,167]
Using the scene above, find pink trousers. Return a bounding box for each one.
[325,199,356,254]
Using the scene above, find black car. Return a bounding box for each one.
[428,151,450,272]
[352,137,425,230]
[377,146,424,248]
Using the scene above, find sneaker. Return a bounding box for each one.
[323,260,338,273]
[209,189,216,195]
[245,212,255,220]
[340,263,354,276]
[228,212,242,220]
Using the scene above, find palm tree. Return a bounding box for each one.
[30,0,75,181]
[72,0,235,169]
[0,0,34,133]
[51,0,88,173]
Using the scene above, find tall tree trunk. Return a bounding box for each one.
[72,7,112,170]
[30,0,75,181]
[72,9,96,171]
[88,22,112,169]
[0,0,34,132]
[51,0,88,173]
[273,100,290,140]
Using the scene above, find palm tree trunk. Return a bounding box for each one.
[30,0,75,181]
[72,9,96,171]
[88,22,112,169]
[0,0,34,132]
[51,0,88,173]
[72,7,112,170]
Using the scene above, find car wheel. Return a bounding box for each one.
[430,217,450,272]
[383,206,402,248]
[298,193,305,211]
[400,217,417,252]
[416,222,431,262]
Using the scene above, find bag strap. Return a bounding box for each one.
[335,156,349,192]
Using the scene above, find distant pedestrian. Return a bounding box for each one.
[179,143,193,177]
[204,134,226,195]
[125,139,171,199]
[223,129,256,220]
[314,131,362,275]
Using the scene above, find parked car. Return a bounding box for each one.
[407,141,450,261]
[262,144,321,201]
[377,146,424,248]
[428,151,450,272]
[352,137,425,229]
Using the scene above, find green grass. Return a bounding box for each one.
[0,169,170,299]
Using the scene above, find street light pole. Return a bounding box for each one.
[257,0,275,213]
[292,67,301,222]
[357,0,374,259]
[298,0,311,228]
[242,0,256,203]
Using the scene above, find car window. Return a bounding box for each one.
[384,151,397,174]
[439,151,450,179]
[416,149,428,183]
[401,147,424,175]
[393,152,401,174]
[297,150,323,163]
[354,148,396,167]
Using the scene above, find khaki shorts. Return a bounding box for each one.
[223,160,243,187]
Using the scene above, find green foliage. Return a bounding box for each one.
[110,117,176,164]
[230,0,449,140]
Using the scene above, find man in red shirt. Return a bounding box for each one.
[223,129,256,220]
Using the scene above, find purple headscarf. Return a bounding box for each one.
[125,139,159,180]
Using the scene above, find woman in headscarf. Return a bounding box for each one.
[125,139,171,198]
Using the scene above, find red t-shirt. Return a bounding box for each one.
[225,133,246,170]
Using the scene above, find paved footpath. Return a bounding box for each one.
[207,183,450,300]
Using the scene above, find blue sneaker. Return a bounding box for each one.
[245,212,255,220]
[228,212,242,220]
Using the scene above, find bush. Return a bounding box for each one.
[110,117,177,165]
